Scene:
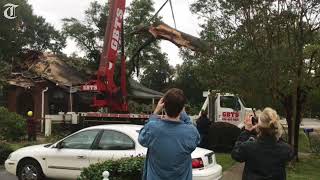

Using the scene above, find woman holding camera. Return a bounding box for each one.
[231,107,294,180]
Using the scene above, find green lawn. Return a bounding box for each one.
[215,131,318,176]
[215,153,235,171]
[298,130,312,153]
[287,155,320,180]
[282,129,312,153]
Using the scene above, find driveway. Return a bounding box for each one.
[221,163,243,180]
[0,166,17,180]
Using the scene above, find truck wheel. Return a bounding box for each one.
[17,159,45,180]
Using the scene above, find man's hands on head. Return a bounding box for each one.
[154,98,165,115]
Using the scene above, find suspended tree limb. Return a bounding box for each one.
[129,22,211,75]
[135,22,210,53]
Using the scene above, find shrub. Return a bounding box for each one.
[310,132,320,154]
[0,143,13,165]
[0,107,26,141]
[78,156,145,180]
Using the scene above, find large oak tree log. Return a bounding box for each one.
[135,22,210,53]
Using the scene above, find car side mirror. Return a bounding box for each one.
[56,141,64,149]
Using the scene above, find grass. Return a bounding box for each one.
[215,130,317,173]
[282,129,312,153]
[215,153,236,172]
[287,155,320,180]
[298,130,312,153]
[215,153,320,179]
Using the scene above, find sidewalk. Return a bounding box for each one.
[221,163,244,180]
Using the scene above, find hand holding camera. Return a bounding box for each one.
[245,113,258,131]
[154,98,165,115]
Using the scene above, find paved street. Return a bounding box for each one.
[300,118,320,129]
[280,118,320,129]
[0,166,17,180]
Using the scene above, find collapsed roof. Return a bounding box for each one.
[8,51,163,99]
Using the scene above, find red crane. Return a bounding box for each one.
[81,0,128,112]
[80,0,207,113]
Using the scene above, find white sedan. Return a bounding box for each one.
[5,124,222,180]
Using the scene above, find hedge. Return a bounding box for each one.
[0,143,13,165]
[78,156,145,180]
[0,107,26,141]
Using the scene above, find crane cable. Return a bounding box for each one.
[148,0,169,24]
[131,0,178,76]
[169,0,177,29]
[148,0,177,28]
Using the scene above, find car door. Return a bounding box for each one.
[217,95,241,126]
[45,129,100,179]
[89,129,138,164]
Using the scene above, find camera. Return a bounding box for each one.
[251,116,258,125]
[251,108,258,125]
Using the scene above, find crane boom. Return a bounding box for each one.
[81,0,128,112]
[81,0,208,113]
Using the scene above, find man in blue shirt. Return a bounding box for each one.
[139,88,200,180]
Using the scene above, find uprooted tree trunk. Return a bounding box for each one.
[129,22,210,74]
[134,22,210,53]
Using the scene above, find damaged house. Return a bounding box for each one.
[2,51,163,131]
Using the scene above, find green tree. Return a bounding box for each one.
[174,58,204,108]
[124,0,162,74]
[0,0,65,79]
[62,1,107,67]
[190,0,320,159]
[139,51,174,92]
[62,0,171,91]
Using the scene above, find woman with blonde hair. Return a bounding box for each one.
[231,107,294,180]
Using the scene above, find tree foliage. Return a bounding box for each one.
[189,0,320,158]
[139,51,174,92]
[62,1,107,66]
[0,0,66,79]
[62,0,173,92]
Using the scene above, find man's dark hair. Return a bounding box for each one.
[163,88,186,118]
[201,110,207,117]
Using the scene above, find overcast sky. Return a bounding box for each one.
[27,0,201,66]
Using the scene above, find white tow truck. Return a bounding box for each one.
[193,91,254,151]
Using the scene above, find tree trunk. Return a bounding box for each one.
[135,22,209,53]
[286,107,292,145]
[283,95,293,144]
[294,87,307,161]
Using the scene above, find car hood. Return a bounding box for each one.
[9,144,50,161]
[191,147,213,158]
[15,144,49,152]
